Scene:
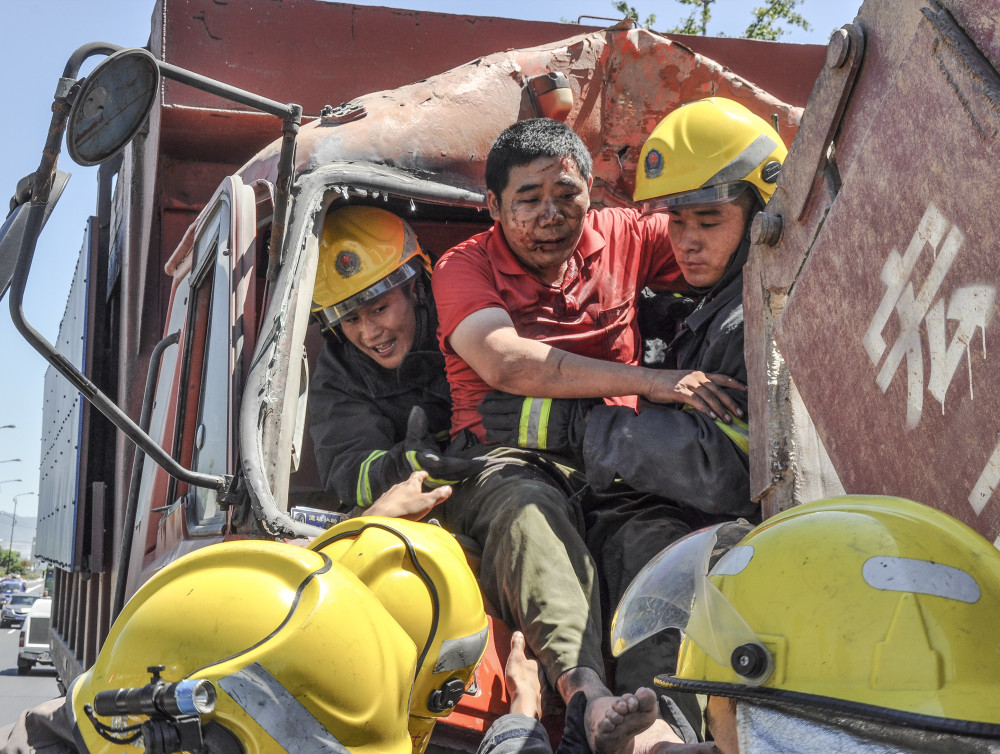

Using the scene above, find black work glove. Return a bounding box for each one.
[403,406,488,487]
[477,391,596,459]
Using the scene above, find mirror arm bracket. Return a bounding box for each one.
[8,43,299,504]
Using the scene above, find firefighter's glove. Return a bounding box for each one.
[478,392,596,460]
[404,406,488,488]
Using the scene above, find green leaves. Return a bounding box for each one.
[744,0,812,40]
[615,0,812,40]
[614,1,657,29]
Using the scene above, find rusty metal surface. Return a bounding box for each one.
[752,0,1000,540]
[239,28,804,208]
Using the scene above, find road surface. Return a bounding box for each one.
[0,582,60,729]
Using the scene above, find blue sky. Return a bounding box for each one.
[0,0,860,527]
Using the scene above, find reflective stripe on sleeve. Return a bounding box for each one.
[518,397,552,450]
[356,449,387,506]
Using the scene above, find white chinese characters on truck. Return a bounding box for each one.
[746,0,1000,542]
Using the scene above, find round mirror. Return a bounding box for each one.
[66,48,161,167]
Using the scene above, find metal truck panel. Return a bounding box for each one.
[748,0,1000,541]
[241,28,804,203]
[36,233,90,570]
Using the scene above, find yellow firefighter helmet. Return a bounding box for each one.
[311,516,489,754]
[634,97,786,213]
[312,205,431,331]
[70,518,487,754]
[611,496,1000,737]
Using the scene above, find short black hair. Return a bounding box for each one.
[486,118,593,200]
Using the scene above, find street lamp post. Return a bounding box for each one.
[6,491,37,575]
[0,459,21,464]
[0,425,14,430]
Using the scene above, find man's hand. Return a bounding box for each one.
[645,371,746,423]
[478,391,594,457]
[404,406,489,486]
[365,471,451,520]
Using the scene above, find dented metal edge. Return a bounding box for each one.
[241,163,485,539]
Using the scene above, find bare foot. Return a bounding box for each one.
[588,687,659,754]
[506,631,543,718]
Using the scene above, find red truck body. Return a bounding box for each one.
[21,0,836,745]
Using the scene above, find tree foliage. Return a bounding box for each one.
[613,0,811,40]
[1,549,25,575]
[613,1,657,30]
[743,0,811,40]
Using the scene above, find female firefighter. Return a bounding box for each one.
[308,204,484,513]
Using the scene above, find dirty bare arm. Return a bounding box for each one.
[449,308,744,421]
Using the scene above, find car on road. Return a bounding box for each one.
[0,578,25,607]
[1,593,39,627]
[17,597,52,675]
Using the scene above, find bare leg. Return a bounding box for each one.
[506,631,544,719]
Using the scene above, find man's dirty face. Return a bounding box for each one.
[487,155,592,285]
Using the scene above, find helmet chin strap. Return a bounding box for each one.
[412,273,438,351]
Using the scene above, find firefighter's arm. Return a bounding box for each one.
[582,400,755,518]
[311,370,486,506]
[309,345,416,506]
[448,308,743,420]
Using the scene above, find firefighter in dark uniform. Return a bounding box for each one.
[309,204,480,512]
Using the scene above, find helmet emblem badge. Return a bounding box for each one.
[336,249,362,278]
[644,149,664,179]
[761,160,782,184]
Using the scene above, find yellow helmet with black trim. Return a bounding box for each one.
[70,518,487,754]
[611,496,1000,738]
[311,517,489,754]
[312,205,431,331]
[634,97,786,213]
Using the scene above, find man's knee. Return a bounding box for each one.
[486,477,582,536]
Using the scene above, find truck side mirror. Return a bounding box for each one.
[66,47,160,167]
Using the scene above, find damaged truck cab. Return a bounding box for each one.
[5,0,831,748]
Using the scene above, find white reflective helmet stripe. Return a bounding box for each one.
[862,557,981,603]
[704,133,779,187]
[712,545,754,576]
[219,662,351,753]
[434,625,489,673]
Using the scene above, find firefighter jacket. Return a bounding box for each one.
[581,239,754,519]
[308,301,452,508]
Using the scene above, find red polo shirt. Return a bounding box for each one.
[433,207,681,439]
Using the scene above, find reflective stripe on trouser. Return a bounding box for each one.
[681,407,749,456]
[714,415,749,456]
